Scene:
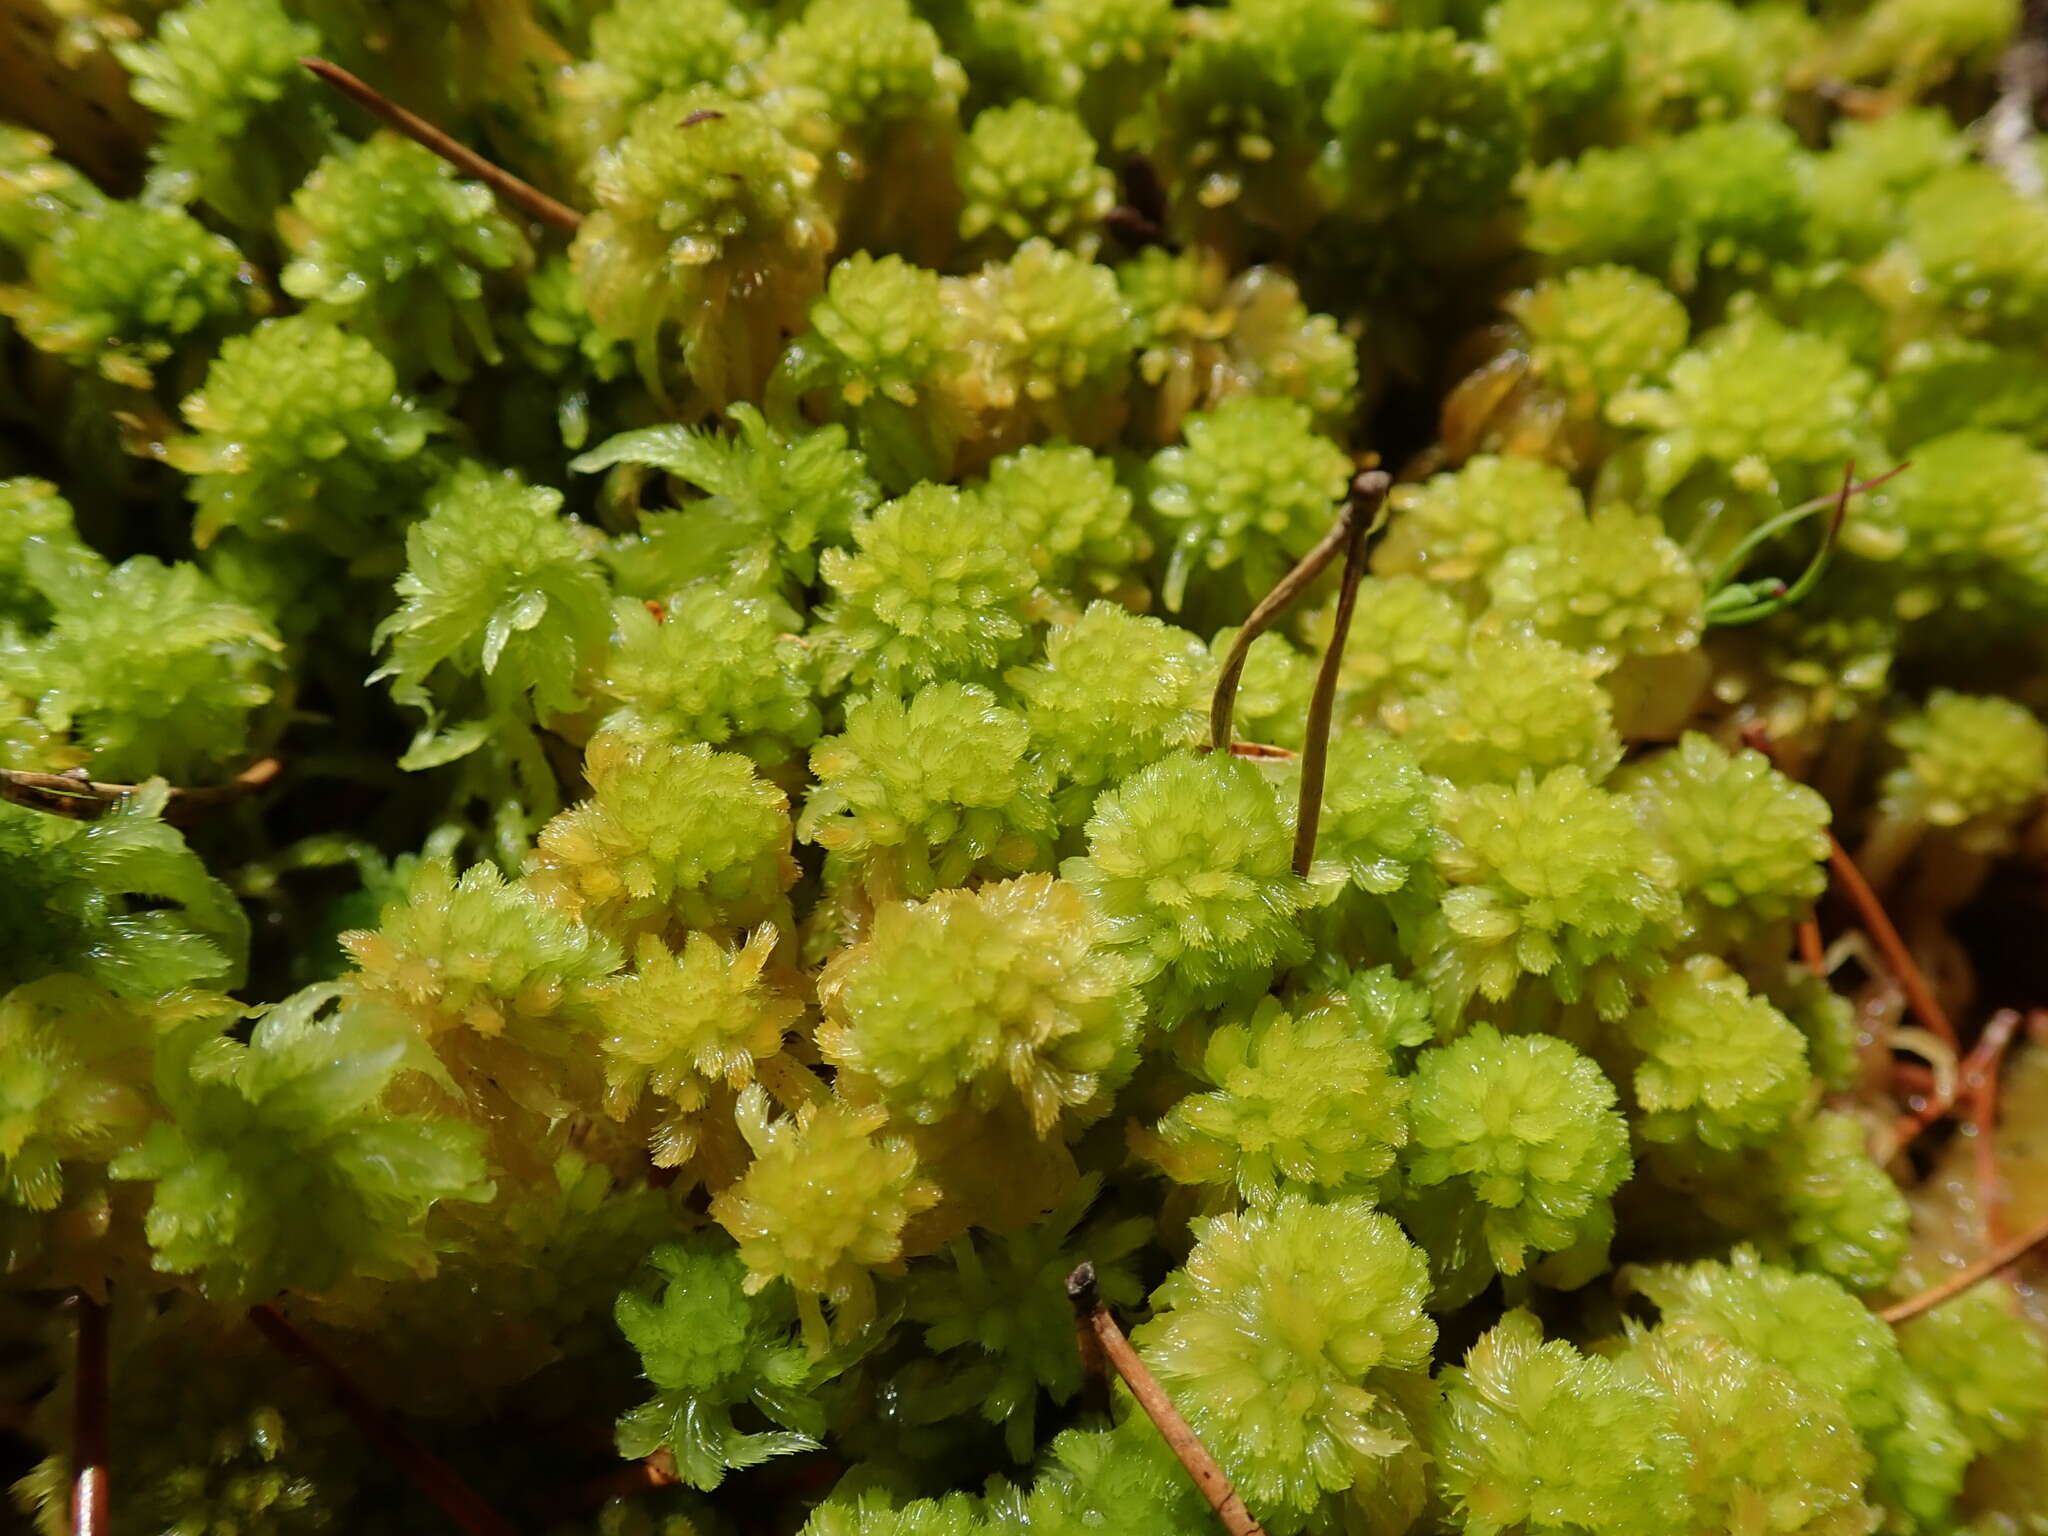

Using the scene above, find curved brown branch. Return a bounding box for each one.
[300,57,585,233]
[1883,1008,2018,1203]
[1211,471,1388,755]
[1740,724,1956,1051]
[1797,914,1826,976]
[1877,1211,2048,1325]
[1067,1263,1267,1536]
[0,759,282,824]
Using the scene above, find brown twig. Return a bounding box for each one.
[1892,1009,2016,1149]
[1741,724,1956,1051]
[1797,914,1826,976]
[1971,1015,2017,1243]
[300,57,584,233]
[71,1292,108,1536]
[1877,1211,2048,1325]
[1211,472,1386,755]
[1294,471,1390,877]
[0,758,282,823]
[249,1305,517,1536]
[1826,829,1957,1050]
[1066,1263,1267,1536]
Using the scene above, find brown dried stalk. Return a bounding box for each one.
[1969,1011,2021,1242]
[1825,829,1957,1051]
[1740,724,1957,1051]
[1210,471,1390,756]
[1893,1007,2018,1147]
[0,758,282,823]
[1797,915,1826,976]
[71,1292,108,1536]
[1294,471,1389,877]
[249,1305,516,1536]
[300,57,585,233]
[1877,1211,2048,1325]
[1066,1263,1267,1536]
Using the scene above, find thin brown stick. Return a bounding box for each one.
[1877,1211,2048,1325]
[1797,914,1826,976]
[249,1305,517,1536]
[1891,1060,1937,1096]
[1892,1008,2017,1148]
[1066,1264,1266,1536]
[71,1292,108,1536]
[1971,1017,2016,1244]
[300,57,584,233]
[1826,830,1956,1049]
[0,758,282,823]
[1741,724,1956,1051]
[1210,474,1385,754]
[1294,471,1390,877]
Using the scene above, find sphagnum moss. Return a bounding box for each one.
[3,3,2047,1533]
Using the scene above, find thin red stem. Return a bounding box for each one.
[1741,724,1956,1052]
[1797,914,1826,976]
[1826,829,1956,1050]
[1892,1007,2017,1152]
[300,57,584,233]
[1067,1265,1266,1536]
[71,1293,108,1536]
[1878,1210,2048,1325]
[249,1305,516,1536]
[1210,472,1385,755]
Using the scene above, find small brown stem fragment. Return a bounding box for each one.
[1741,724,1956,1051]
[1877,1211,2048,1325]
[71,1292,108,1536]
[1294,471,1390,877]
[1972,1029,2012,1245]
[300,57,585,233]
[1066,1263,1267,1536]
[1893,1007,2020,1176]
[1797,914,1826,976]
[1211,472,1388,755]
[249,1305,517,1536]
[1824,828,1956,1050]
[0,758,282,824]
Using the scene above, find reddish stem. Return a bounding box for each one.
[300,57,584,233]
[1893,1008,2018,1153]
[1741,724,1955,1052]
[71,1292,108,1536]
[249,1305,516,1536]
[1067,1265,1266,1536]
[1878,1210,2048,1325]
[1797,914,1826,976]
[1890,1060,1936,1096]
[1210,472,1385,756]
[1970,1011,2021,1242]
[1825,829,1956,1050]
